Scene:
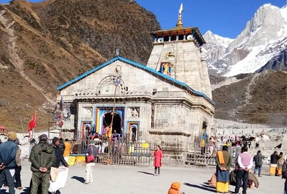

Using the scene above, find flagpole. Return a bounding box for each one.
[20,116,24,136]
[34,110,37,138]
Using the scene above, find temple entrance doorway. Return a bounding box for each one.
[127,122,139,142]
[103,112,122,135]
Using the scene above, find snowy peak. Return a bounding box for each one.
[228,4,287,50]
[280,5,287,22]
[203,30,234,48]
[202,31,234,68]
[204,4,287,77]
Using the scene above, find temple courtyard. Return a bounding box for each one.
[0,161,284,194]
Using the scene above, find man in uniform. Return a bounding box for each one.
[29,134,55,194]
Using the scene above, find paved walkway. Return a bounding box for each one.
[0,162,285,194]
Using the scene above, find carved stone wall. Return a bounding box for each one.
[58,59,214,159]
[128,107,140,118]
[147,41,213,99]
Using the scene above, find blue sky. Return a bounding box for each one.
[0,0,286,38]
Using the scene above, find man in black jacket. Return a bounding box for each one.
[51,137,69,182]
[58,138,65,156]
[270,151,279,176]
[271,151,279,164]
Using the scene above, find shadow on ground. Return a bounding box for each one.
[184,183,216,193]
[20,187,29,194]
[137,171,154,176]
[71,176,85,183]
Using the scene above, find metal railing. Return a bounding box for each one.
[95,141,152,166]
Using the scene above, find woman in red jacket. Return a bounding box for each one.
[154,145,163,176]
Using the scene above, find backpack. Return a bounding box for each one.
[86,145,95,163]
[282,160,287,179]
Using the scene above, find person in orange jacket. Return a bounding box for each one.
[63,139,72,162]
[168,182,185,194]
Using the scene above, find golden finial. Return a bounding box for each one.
[176,3,184,29]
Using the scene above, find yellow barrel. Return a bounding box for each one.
[269,165,276,176]
[73,154,86,164]
[277,168,282,176]
[68,156,76,166]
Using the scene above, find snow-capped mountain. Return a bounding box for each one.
[202,31,234,66]
[203,4,287,76]
[204,31,234,48]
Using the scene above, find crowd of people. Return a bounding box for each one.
[0,131,182,194]
[1,130,286,194]
[207,134,259,157]
[0,132,73,194]
[212,143,287,194]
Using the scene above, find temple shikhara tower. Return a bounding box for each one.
[147,4,212,99]
[56,4,214,162]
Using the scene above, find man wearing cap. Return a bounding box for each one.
[0,131,19,194]
[83,140,97,184]
[29,134,55,194]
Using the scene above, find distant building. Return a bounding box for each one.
[56,4,214,161]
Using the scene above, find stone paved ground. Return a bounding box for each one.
[0,161,285,194]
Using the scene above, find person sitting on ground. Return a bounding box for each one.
[167,182,185,194]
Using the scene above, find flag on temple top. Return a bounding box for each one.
[28,111,37,132]
[179,3,184,13]
[60,96,64,111]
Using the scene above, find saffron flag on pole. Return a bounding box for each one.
[28,111,37,132]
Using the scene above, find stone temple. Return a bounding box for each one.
[56,6,214,161]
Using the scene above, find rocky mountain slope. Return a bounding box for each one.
[256,50,287,73]
[0,1,285,131]
[0,0,160,130]
[204,4,287,76]
[212,71,287,126]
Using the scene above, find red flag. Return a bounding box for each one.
[28,111,37,132]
